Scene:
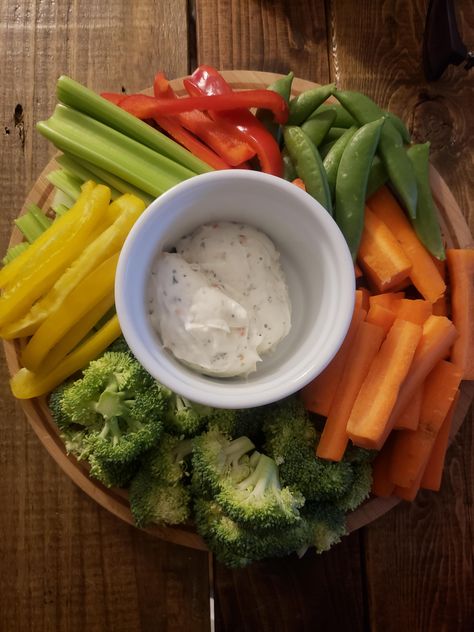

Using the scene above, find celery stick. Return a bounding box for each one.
[56,75,212,176]
[52,203,70,217]
[38,104,193,198]
[52,188,75,212]
[15,212,46,243]
[47,168,83,201]
[27,204,53,231]
[3,242,30,265]
[57,153,153,206]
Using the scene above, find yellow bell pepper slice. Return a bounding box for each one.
[0,183,110,328]
[10,314,121,399]
[21,252,119,372]
[0,193,145,340]
[40,293,115,373]
[0,181,95,288]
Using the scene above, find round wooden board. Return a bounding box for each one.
[3,70,473,549]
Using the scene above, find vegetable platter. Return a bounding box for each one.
[2,70,474,557]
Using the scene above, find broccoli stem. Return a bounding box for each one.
[236,453,279,497]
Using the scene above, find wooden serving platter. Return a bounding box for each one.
[3,71,473,550]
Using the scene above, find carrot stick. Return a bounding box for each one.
[358,286,371,312]
[301,291,366,416]
[316,320,385,461]
[357,206,412,292]
[432,294,448,317]
[446,248,474,379]
[369,292,405,310]
[421,390,459,491]
[393,385,423,430]
[366,303,397,336]
[371,434,396,497]
[346,318,423,450]
[292,178,306,191]
[389,360,462,488]
[367,187,446,303]
[394,467,424,501]
[386,315,458,442]
[355,263,363,279]
[393,299,432,325]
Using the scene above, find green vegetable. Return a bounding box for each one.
[46,168,83,202]
[334,90,418,218]
[165,393,213,437]
[283,126,333,214]
[256,71,294,142]
[56,75,212,175]
[129,434,193,526]
[14,205,53,243]
[310,103,356,128]
[37,104,196,199]
[49,350,169,464]
[407,142,446,260]
[335,118,384,260]
[288,83,336,125]
[282,148,297,181]
[215,451,305,530]
[385,111,411,144]
[301,108,337,146]
[324,126,347,143]
[323,125,357,199]
[366,155,389,198]
[2,242,29,265]
[263,398,356,502]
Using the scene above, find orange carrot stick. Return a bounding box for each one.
[371,434,396,497]
[393,385,423,430]
[386,315,458,442]
[446,248,474,379]
[369,292,405,310]
[421,390,459,491]
[393,299,432,325]
[316,320,385,461]
[394,467,424,501]
[346,318,423,450]
[292,178,306,191]
[357,206,412,292]
[366,303,397,336]
[355,263,363,279]
[358,286,371,312]
[301,292,366,416]
[367,187,446,303]
[389,360,462,488]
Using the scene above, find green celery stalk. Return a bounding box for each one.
[27,204,53,231]
[56,75,213,176]
[52,202,70,217]
[47,168,83,201]
[37,104,194,198]
[15,211,47,243]
[57,153,154,206]
[3,242,30,265]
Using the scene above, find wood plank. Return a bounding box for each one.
[0,1,210,630]
[214,531,366,632]
[195,0,331,83]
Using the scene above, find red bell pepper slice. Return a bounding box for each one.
[100,92,127,106]
[116,89,288,125]
[184,66,283,177]
[153,73,254,166]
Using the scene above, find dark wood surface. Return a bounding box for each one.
[1,1,473,630]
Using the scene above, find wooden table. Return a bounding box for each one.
[1,1,473,630]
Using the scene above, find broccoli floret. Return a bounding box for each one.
[216,452,304,529]
[208,405,266,440]
[165,393,211,437]
[192,429,256,496]
[302,502,347,554]
[49,382,76,430]
[129,435,193,527]
[264,397,355,502]
[89,453,141,488]
[55,351,169,463]
[130,471,191,527]
[342,442,377,464]
[335,461,372,512]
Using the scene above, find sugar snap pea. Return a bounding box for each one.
[334,90,418,218]
[324,127,347,143]
[335,118,384,260]
[385,111,411,144]
[288,83,336,126]
[283,125,333,214]
[366,155,388,198]
[406,142,445,260]
[318,140,337,159]
[301,109,337,146]
[282,148,297,181]
[256,72,294,142]
[323,126,357,199]
[310,103,356,128]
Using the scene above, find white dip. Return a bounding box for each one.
[148,222,291,377]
